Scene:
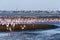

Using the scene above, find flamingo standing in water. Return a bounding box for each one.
[20,25,26,30]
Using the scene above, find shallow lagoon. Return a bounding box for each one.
[0,27,60,40]
[0,13,60,40]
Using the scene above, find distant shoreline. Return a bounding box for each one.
[0,10,60,14]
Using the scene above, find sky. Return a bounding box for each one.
[0,0,60,11]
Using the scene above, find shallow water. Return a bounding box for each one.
[0,13,60,16]
[0,28,60,40]
[0,13,60,40]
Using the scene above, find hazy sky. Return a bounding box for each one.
[0,0,60,11]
